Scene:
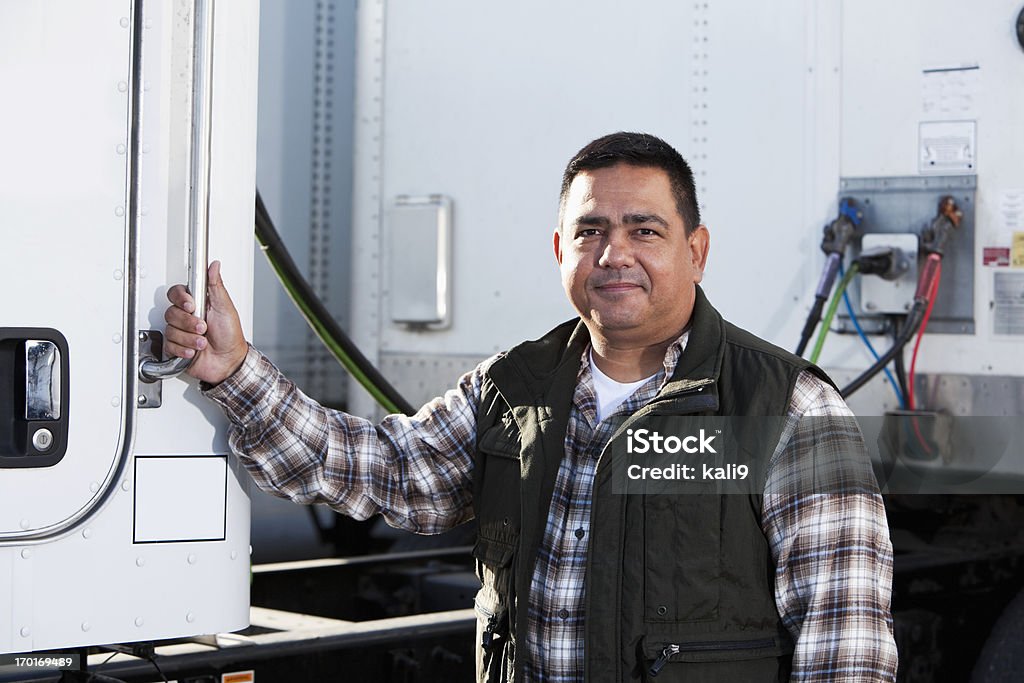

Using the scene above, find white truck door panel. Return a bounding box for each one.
[0,0,258,653]
[0,0,135,534]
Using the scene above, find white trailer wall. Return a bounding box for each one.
[334,0,1024,418]
[345,0,835,414]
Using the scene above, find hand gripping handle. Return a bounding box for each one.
[140,0,215,383]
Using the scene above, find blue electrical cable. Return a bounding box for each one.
[838,263,906,408]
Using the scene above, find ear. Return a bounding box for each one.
[688,224,710,283]
[552,226,563,266]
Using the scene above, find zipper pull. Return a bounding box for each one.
[648,644,680,677]
[481,613,499,650]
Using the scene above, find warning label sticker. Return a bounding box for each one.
[919,120,976,174]
[984,247,1011,267]
[1013,232,1024,268]
[994,272,1024,335]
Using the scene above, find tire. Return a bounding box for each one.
[971,587,1024,682]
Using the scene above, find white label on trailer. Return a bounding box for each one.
[1000,189,1024,235]
[134,457,228,542]
[919,120,976,174]
[921,63,980,118]
[994,272,1024,335]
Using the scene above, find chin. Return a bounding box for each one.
[589,314,643,333]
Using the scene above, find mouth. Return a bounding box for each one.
[595,282,643,294]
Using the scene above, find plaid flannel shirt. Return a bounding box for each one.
[205,335,898,682]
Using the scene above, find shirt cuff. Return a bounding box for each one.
[201,345,280,426]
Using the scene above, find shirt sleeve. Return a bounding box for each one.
[762,370,899,682]
[202,345,494,534]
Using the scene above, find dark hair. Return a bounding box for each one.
[558,132,701,235]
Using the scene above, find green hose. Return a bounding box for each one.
[254,192,415,415]
[810,262,859,365]
[256,239,404,414]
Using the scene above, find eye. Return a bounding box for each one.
[635,227,660,237]
[576,228,601,238]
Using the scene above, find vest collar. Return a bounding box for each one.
[656,285,726,407]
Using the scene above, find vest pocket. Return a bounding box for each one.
[472,537,517,682]
[478,417,522,460]
[642,634,790,681]
[643,494,721,623]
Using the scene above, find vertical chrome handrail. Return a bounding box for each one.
[139,0,214,382]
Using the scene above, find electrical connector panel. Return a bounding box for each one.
[859,234,918,315]
[837,176,976,335]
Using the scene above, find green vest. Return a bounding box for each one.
[471,287,832,682]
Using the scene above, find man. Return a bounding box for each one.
[164,132,897,681]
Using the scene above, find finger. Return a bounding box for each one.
[163,335,201,360]
[167,284,196,314]
[165,305,207,334]
[164,322,207,349]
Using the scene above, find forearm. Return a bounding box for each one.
[765,373,899,681]
[768,491,898,682]
[204,346,479,533]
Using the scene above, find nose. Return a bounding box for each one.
[598,231,635,269]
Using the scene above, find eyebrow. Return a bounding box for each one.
[573,213,670,228]
[624,213,669,227]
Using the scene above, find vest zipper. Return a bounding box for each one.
[647,638,778,677]
[587,378,718,680]
[603,378,716,451]
[648,644,680,677]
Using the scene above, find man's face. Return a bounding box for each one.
[553,163,710,348]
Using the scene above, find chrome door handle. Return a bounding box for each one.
[139,0,215,383]
[1,329,70,467]
[25,340,61,421]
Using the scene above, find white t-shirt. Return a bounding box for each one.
[589,349,657,422]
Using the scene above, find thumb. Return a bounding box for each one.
[207,259,224,290]
[205,260,233,310]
